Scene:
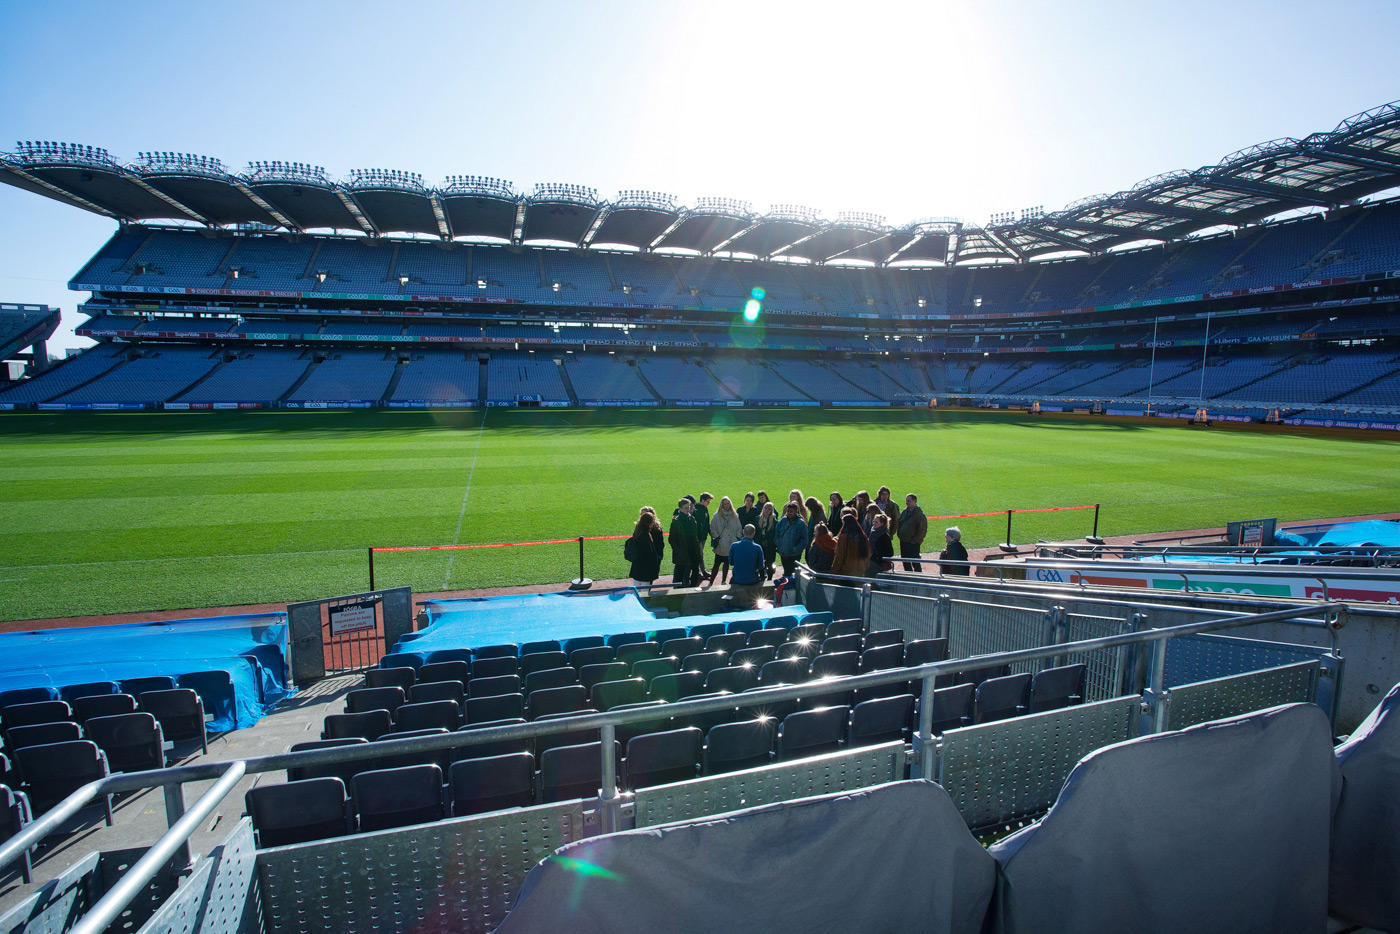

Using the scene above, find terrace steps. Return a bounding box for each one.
[477,357,489,402]
[278,355,320,402]
[1322,362,1400,405]
[380,359,408,403]
[628,358,665,402]
[299,241,323,281]
[555,358,581,405]
[209,238,241,278]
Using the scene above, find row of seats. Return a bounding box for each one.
[0,669,243,730]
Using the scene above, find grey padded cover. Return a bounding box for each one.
[493,780,994,934]
[988,702,1337,934]
[1330,681,1400,931]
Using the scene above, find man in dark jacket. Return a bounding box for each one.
[692,493,713,586]
[939,526,970,575]
[896,493,928,572]
[774,502,809,579]
[669,498,702,587]
[737,492,760,531]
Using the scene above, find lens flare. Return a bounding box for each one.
[743,298,762,321]
[556,856,624,882]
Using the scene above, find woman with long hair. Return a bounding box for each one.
[788,489,808,522]
[803,497,827,552]
[625,507,665,591]
[708,495,742,585]
[755,501,778,581]
[808,520,837,573]
[832,508,870,577]
[828,492,845,526]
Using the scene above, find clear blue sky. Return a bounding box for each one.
[2,0,1396,352]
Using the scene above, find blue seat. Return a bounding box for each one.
[648,671,704,704]
[344,686,406,718]
[631,657,679,684]
[605,632,647,649]
[454,718,531,760]
[746,629,788,650]
[927,683,974,733]
[410,681,465,706]
[776,705,848,760]
[138,689,207,752]
[287,738,368,784]
[378,653,423,671]
[520,652,569,677]
[758,658,809,688]
[904,638,949,668]
[825,619,864,638]
[527,685,588,720]
[989,703,1336,934]
[58,682,120,703]
[246,777,349,847]
[705,666,758,695]
[474,644,519,659]
[820,634,863,656]
[687,623,726,643]
[365,667,416,691]
[1027,664,1086,713]
[703,719,773,774]
[0,688,57,708]
[799,611,835,628]
[523,667,578,696]
[450,753,535,815]
[730,646,776,669]
[972,673,1030,724]
[2,700,73,730]
[322,710,393,742]
[468,675,521,699]
[863,629,903,649]
[849,694,914,746]
[417,661,470,686]
[424,648,474,665]
[649,628,687,645]
[561,636,604,656]
[119,676,176,697]
[680,652,728,678]
[466,694,524,724]
[352,765,445,832]
[471,657,519,679]
[616,642,663,666]
[0,785,33,882]
[521,640,561,656]
[624,727,702,789]
[540,741,619,803]
[810,651,859,680]
[590,678,647,711]
[705,633,747,655]
[15,740,112,822]
[568,646,615,668]
[176,670,236,729]
[73,693,138,724]
[6,722,82,749]
[660,636,704,661]
[725,619,763,636]
[393,700,462,733]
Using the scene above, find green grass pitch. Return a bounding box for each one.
[1,407,1397,622]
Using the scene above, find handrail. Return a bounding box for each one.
[67,763,246,934]
[915,553,1398,583]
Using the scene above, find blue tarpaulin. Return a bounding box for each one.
[406,589,811,659]
[0,613,290,731]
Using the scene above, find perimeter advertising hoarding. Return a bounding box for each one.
[1025,563,1400,604]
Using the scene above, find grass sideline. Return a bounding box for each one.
[1,406,1398,622]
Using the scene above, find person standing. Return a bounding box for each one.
[774,501,809,579]
[896,493,928,572]
[803,496,827,562]
[728,524,766,608]
[708,496,742,584]
[939,526,971,575]
[862,503,881,538]
[853,490,872,522]
[867,513,895,578]
[788,489,808,522]
[737,492,760,531]
[625,507,665,591]
[828,492,846,526]
[669,498,701,587]
[832,510,869,577]
[875,486,900,529]
[692,493,714,586]
[808,521,837,573]
[755,501,778,580]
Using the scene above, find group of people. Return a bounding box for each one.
[623,486,972,592]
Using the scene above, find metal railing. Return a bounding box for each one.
[0,597,1341,927]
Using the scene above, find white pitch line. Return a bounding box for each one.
[442,409,488,590]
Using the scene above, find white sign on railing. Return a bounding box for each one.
[329,601,377,636]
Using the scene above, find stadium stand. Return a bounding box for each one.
[485,352,570,404]
[286,351,397,403]
[390,352,478,404]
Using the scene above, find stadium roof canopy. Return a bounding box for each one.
[3,100,1398,266]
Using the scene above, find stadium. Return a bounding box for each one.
[0,23,1399,934]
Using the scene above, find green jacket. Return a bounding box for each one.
[897,505,928,546]
[693,502,711,542]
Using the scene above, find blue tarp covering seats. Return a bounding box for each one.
[1330,681,1400,931]
[494,780,994,934]
[988,703,1338,934]
[0,614,288,732]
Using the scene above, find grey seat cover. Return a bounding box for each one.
[1330,681,1400,931]
[988,702,1337,934]
[493,780,994,934]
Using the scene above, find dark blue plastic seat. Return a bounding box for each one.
[705,633,747,655]
[616,642,663,666]
[687,623,726,644]
[0,688,57,708]
[6,721,82,749]
[523,667,579,696]
[788,622,827,643]
[605,631,647,649]
[352,764,445,832]
[374,728,451,771]
[973,672,1031,724]
[590,678,647,711]
[0,784,33,882]
[417,660,470,687]
[776,705,849,760]
[520,652,569,677]
[58,682,120,703]
[624,727,702,789]
[287,737,369,784]
[466,694,524,724]
[725,619,763,636]
[424,648,474,665]
[859,643,905,673]
[527,685,588,720]
[393,700,462,733]
[344,686,406,718]
[810,651,859,680]
[2,700,73,729]
[904,638,949,668]
[705,666,758,695]
[758,658,810,688]
[409,680,465,706]
[631,657,679,684]
[649,628,687,645]
[534,711,600,760]
[450,753,535,815]
[746,629,788,650]
[730,646,777,669]
[561,636,604,656]
[377,653,423,671]
[778,639,820,660]
[365,667,416,691]
[120,676,176,697]
[246,777,349,847]
[175,670,236,728]
[568,646,615,668]
[471,656,519,679]
[540,741,619,803]
[579,662,629,691]
[73,693,138,725]
[16,740,112,822]
[468,675,521,699]
[138,689,207,752]
[849,694,915,746]
[455,718,531,760]
[680,652,728,678]
[825,619,864,638]
[820,634,864,656]
[1027,664,1087,713]
[648,671,705,703]
[703,719,773,774]
[86,713,165,773]
[928,683,974,733]
[474,643,518,659]
[863,629,904,649]
[521,640,561,656]
[659,636,704,661]
[322,710,393,742]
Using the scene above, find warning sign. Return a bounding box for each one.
[329,601,378,636]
